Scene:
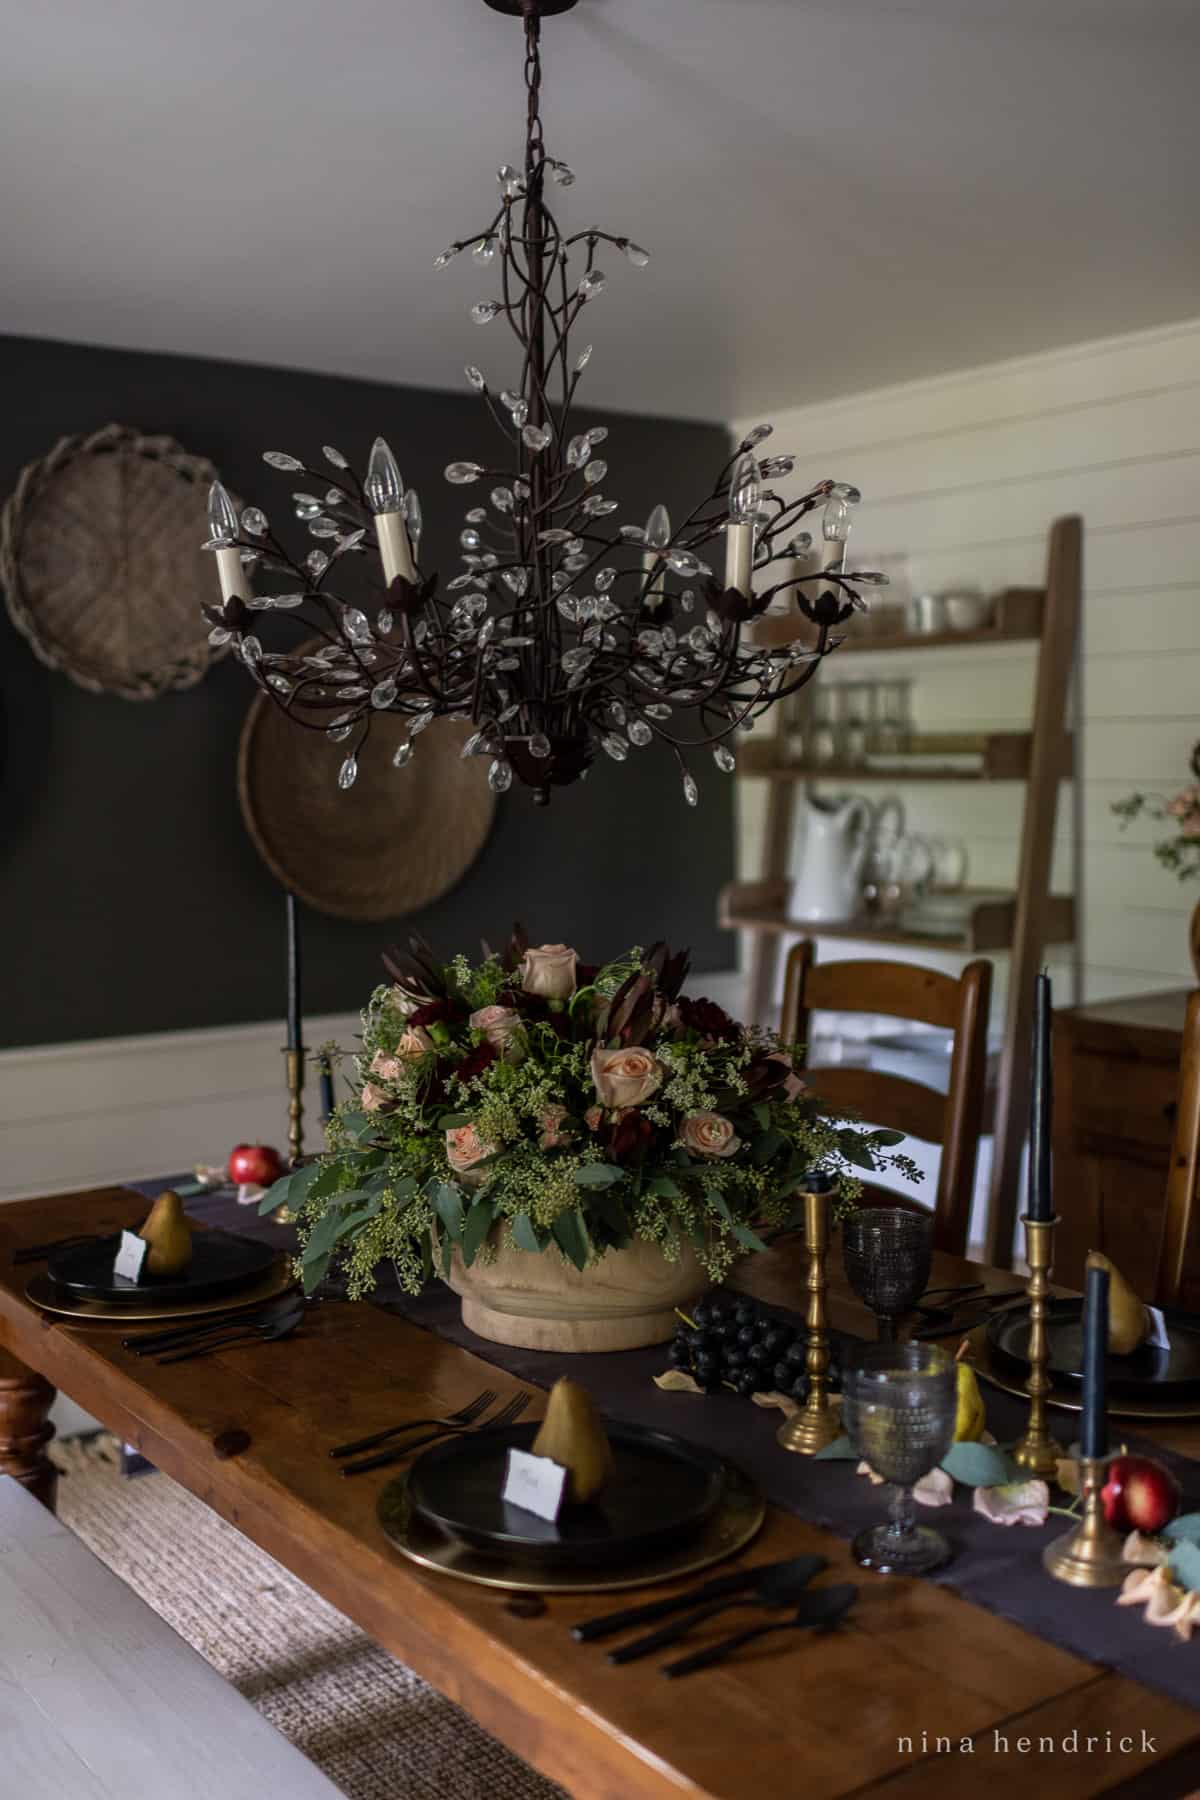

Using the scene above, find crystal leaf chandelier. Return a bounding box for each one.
[203,0,883,807]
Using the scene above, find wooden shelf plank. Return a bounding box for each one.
[740,731,1073,784]
[752,586,1045,653]
[720,880,1075,955]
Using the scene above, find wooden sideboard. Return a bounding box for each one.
[1053,988,1197,1306]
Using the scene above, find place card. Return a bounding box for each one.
[113,1230,148,1285]
[1145,1306,1171,1351]
[502,1447,567,1523]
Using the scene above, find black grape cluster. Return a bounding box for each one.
[667,1292,843,1401]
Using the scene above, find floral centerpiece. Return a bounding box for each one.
[1116,745,1200,976]
[264,929,916,1350]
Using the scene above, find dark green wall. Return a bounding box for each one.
[0,334,735,1048]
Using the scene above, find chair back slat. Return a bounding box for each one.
[780,941,992,1256]
[1158,989,1200,1308]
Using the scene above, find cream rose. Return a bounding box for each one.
[395,1026,435,1063]
[679,1110,740,1159]
[521,943,578,1000]
[591,1045,664,1109]
[539,1105,572,1150]
[470,1004,523,1056]
[369,1049,404,1081]
[446,1123,495,1188]
[361,1082,388,1114]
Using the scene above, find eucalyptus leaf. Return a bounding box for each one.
[647,1175,682,1199]
[814,1435,858,1460]
[752,1102,772,1131]
[512,1213,545,1253]
[302,1208,343,1264]
[705,1188,732,1222]
[733,1222,769,1253]
[573,1163,624,1188]
[258,1171,295,1216]
[461,1196,495,1267]
[432,1182,466,1242]
[940,1440,1016,1487]
[1164,1513,1200,1544]
[301,1251,332,1296]
[1168,1538,1200,1594]
[552,1206,591,1271]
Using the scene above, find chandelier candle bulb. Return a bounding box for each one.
[365,438,417,586]
[207,482,251,604]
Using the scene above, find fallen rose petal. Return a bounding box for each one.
[1123,1530,1170,1567]
[751,1390,800,1417]
[972,1480,1049,1526]
[856,1459,886,1486]
[913,1467,954,1508]
[652,1370,702,1394]
[1142,1567,1183,1624]
[1117,1568,1158,1604]
[1055,1457,1081,1496]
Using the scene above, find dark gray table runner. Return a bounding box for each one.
[144,1181,1200,1713]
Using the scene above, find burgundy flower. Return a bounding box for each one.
[454,1040,499,1084]
[408,998,465,1029]
[607,1108,654,1165]
[675,995,739,1042]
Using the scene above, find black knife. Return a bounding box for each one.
[570,1554,828,1644]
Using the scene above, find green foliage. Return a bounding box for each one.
[288,938,919,1296]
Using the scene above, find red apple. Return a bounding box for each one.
[1100,1454,1181,1534]
[227,1143,284,1187]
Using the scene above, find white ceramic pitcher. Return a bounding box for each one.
[789,793,873,923]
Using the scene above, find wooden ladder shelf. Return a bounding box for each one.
[721,514,1082,1267]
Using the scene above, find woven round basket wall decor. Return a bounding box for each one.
[0,423,231,699]
[238,670,497,921]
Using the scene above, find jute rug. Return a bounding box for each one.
[50,1434,565,1800]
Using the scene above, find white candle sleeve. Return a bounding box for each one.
[725,521,754,597]
[374,511,417,586]
[215,544,250,604]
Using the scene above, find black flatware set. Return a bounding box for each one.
[122,1292,306,1363]
[570,1553,857,1677]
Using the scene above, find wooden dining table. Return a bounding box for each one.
[1,1185,1199,1800]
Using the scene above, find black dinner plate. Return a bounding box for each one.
[987,1297,1200,1398]
[47,1230,278,1307]
[406,1420,728,1568]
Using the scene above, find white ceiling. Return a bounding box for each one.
[3,0,1198,421]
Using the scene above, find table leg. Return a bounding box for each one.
[0,1348,57,1510]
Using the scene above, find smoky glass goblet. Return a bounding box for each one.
[842,1207,934,1340]
[842,1342,958,1575]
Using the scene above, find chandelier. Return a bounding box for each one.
[202,0,883,808]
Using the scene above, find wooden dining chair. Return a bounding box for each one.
[1157,989,1200,1308]
[780,940,993,1256]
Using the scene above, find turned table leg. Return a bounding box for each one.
[0,1348,56,1510]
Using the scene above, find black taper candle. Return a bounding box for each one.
[1080,1263,1109,1459]
[1028,969,1053,1220]
[318,1054,335,1120]
[285,891,302,1052]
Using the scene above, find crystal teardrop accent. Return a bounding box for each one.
[583,460,607,485]
[446,462,483,484]
[491,487,514,512]
[566,434,591,468]
[682,771,699,807]
[741,424,773,447]
[208,626,232,647]
[471,302,500,324]
[377,609,394,635]
[621,240,650,267]
[323,445,348,468]
[465,364,486,390]
[713,744,736,772]
[263,451,304,471]
[460,528,482,550]
[306,549,329,577]
[529,733,551,758]
[583,496,617,516]
[575,344,593,372]
[522,423,552,452]
[241,507,268,536]
[549,159,575,186]
[577,270,606,301]
[337,754,358,790]
[628,718,652,747]
[488,758,513,792]
[371,680,397,708]
[601,733,628,762]
[434,243,462,268]
[409,710,435,736]
[392,741,414,769]
[586,428,608,446]
[472,237,495,266]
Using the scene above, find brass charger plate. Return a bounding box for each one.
[238,642,496,922]
[26,1261,295,1325]
[378,1462,764,1594]
[967,1323,1200,1422]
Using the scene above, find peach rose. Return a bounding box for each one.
[470,1005,523,1056]
[540,1105,572,1150]
[679,1111,740,1159]
[768,1053,809,1102]
[591,1045,664,1109]
[584,1104,604,1132]
[520,943,578,1000]
[395,1026,435,1062]
[446,1123,495,1187]
[361,1082,388,1113]
[369,1049,404,1081]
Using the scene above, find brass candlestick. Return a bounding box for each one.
[1043,1456,1125,1587]
[284,1048,305,1169]
[777,1184,842,1455]
[1011,1212,1063,1480]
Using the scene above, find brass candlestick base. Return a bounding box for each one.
[778,1184,843,1456]
[1012,1212,1064,1481]
[1043,1456,1125,1587]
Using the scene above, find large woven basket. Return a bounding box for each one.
[237,669,497,921]
[0,423,230,699]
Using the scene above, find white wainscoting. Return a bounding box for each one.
[0,1013,361,1206]
[733,314,1200,1016]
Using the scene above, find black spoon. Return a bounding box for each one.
[608,1557,832,1664]
[662,1583,858,1678]
[155,1300,305,1364]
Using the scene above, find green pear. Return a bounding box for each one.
[1086,1249,1149,1355]
[531,1377,613,1503]
[139,1189,194,1278]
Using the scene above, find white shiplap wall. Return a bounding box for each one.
[734,316,1200,1015]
